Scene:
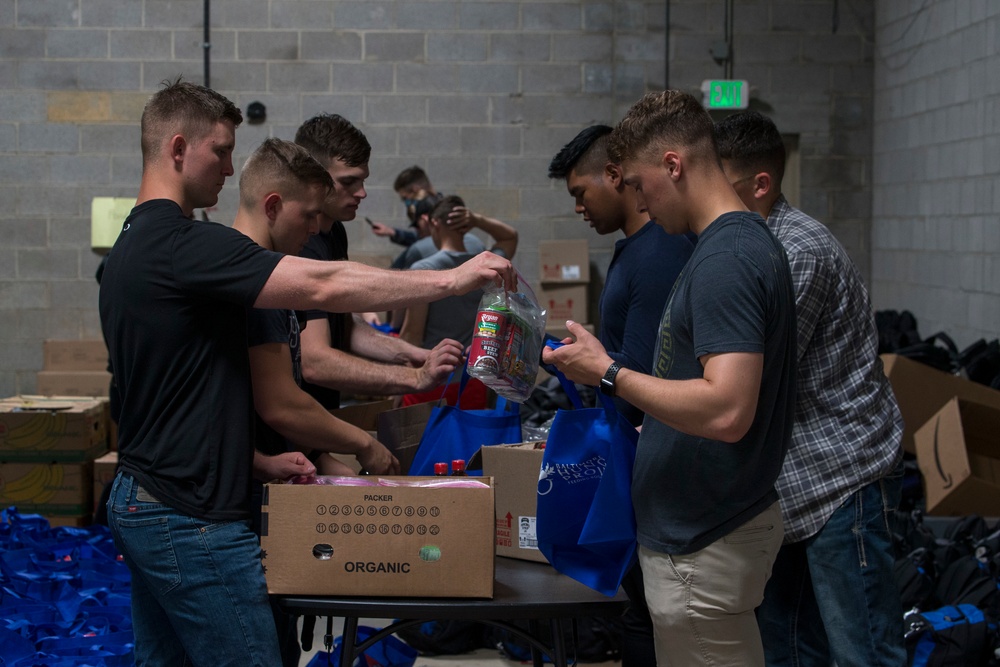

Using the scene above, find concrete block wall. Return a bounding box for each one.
[871,0,1000,348]
[0,0,881,395]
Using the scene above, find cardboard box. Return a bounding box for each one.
[882,354,1000,454]
[260,477,495,597]
[539,239,590,284]
[915,397,1000,516]
[537,285,588,324]
[43,340,109,371]
[0,396,108,462]
[93,451,118,512]
[377,401,436,475]
[36,371,111,397]
[474,443,549,564]
[0,461,93,515]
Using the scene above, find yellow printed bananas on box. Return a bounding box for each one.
[1,413,68,449]
[0,463,53,503]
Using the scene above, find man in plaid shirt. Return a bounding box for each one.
[715,111,905,667]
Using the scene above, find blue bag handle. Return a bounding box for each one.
[442,364,513,414]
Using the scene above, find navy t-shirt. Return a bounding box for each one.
[632,211,797,555]
[600,221,694,426]
[247,308,305,456]
[98,199,283,521]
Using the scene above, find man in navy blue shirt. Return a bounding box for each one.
[548,125,693,667]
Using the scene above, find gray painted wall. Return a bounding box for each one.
[0,0,892,396]
[871,0,1000,348]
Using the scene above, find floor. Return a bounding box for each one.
[297,616,620,666]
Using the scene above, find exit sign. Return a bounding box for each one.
[701,79,749,110]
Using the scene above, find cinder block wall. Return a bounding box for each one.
[871,1,1000,348]
[0,0,878,395]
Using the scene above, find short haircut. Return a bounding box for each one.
[140,78,243,168]
[239,137,333,209]
[294,113,371,169]
[548,125,614,179]
[714,110,786,186]
[394,166,430,193]
[608,90,718,167]
[429,195,466,223]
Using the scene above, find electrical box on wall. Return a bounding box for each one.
[701,80,749,110]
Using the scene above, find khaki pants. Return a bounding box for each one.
[639,501,783,666]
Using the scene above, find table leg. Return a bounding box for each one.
[339,616,359,667]
[527,619,544,667]
[550,618,568,667]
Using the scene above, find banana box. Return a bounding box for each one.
[0,461,93,515]
[0,396,108,462]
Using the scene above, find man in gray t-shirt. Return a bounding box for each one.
[542,91,796,667]
[400,195,518,350]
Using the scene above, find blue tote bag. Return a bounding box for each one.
[407,370,522,477]
[536,359,639,596]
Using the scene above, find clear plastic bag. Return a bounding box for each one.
[467,275,547,403]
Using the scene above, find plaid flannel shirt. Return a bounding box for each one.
[768,196,903,543]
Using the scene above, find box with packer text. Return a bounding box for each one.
[0,396,108,462]
[260,477,495,597]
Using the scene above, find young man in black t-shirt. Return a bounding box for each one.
[294,115,466,411]
[542,90,797,667]
[98,81,514,666]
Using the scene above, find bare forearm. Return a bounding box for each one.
[302,345,425,395]
[613,370,754,442]
[258,257,455,313]
[261,394,371,456]
[349,315,425,365]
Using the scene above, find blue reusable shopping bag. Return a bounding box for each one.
[407,369,522,477]
[307,625,418,667]
[535,349,639,597]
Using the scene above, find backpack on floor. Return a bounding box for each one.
[904,604,996,667]
[489,616,623,664]
[394,620,490,656]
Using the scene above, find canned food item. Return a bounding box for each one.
[468,305,509,381]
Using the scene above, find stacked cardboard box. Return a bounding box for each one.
[36,340,111,397]
[0,395,110,524]
[882,354,1000,516]
[537,239,592,342]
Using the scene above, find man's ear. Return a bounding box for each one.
[663,151,682,181]
[169,135,186,165]
[753,172,773,201]
[605,162,623,188]
[263,192,282,220]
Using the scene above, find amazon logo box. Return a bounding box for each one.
[915,397,1000,516]
[260,477,495,598]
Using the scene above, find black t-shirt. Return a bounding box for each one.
[98,199,283,521]
[298,223,351,409]
[247,307,305,456]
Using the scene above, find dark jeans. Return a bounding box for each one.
[757,468,906,667]
[619,560,657,667]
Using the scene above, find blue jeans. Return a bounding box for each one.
[107,472,282,667]
[757,468,906,667]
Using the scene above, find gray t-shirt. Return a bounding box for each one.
[410,248,505,349]
[397,234,486,269]
[633,211,797,555]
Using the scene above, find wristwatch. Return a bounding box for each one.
[599,362,622,397]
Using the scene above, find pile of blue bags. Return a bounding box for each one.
[0,507,133,666]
